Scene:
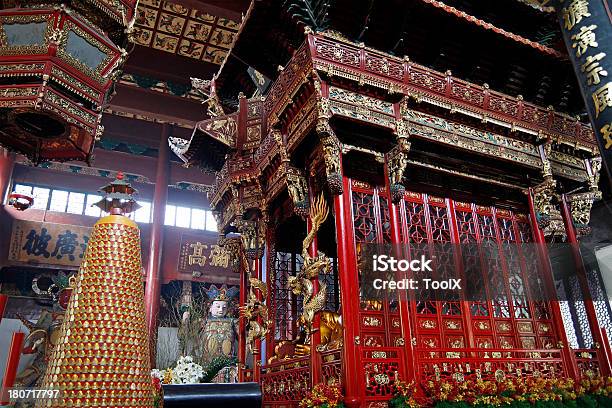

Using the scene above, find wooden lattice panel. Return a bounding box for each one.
[132,0,240,64]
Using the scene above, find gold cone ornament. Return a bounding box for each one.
[37,173,154,407]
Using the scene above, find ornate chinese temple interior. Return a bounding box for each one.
[1,0,612,407]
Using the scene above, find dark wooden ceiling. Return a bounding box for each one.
[215,0,586,118]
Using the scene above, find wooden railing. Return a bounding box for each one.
[415,347,565,382]
[261,355,311,407]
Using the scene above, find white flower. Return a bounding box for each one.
[169,356,204,384]
[151,369,163,380]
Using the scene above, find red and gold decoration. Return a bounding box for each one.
[171,1,612,406]
[388,381,420,408]
[299,383,345,408]
[423,376,612,406]
[37,173,154,407]
[0,0,135,164]
[7,190,33,210]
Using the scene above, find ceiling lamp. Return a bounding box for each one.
[0,0,135,164]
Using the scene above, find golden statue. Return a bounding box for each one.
[267,311,343,364]
[240,277,271,354]
[287,194,331,335]
[319,311,343,350]
[268,194,342,364]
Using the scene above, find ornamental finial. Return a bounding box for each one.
[93,171,140,215]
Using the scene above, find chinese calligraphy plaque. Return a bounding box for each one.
[8,220,91,267]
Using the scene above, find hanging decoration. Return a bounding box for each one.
[0,0,135,164]
[7,190,34,210]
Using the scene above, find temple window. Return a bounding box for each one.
[8,183,217,231]
[66,192,86,215]
[49,190,69,212]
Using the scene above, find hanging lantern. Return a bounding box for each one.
[0,0,135,164]
[8,190,34,210]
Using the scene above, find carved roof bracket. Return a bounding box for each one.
[316,117,343,195]
[531,140,567,239]
[587,156,602,192]
[313,72,331,120]
[537,140,554,179]
[286,166,310,218]
[236,217,265,260]
[565,156,603,238]
[387,119,412,203]
[531,177,566,240]
[566,190,601,238]
[272,128,290,164]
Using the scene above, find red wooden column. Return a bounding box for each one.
[307,178,322,386]
[0,332,24,405]
[526,189,578,378]
[383,160,417,380]
[334,176,361,408]
[560,194,612,376]
[144,123,170,364]
[238,253,248,382]
[0,148,14,203]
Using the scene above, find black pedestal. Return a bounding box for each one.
[162,383,262,408]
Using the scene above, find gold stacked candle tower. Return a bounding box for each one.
[37,173,154,408]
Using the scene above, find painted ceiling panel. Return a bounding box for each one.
[131,0,240,64]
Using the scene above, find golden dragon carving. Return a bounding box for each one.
[288,194,331,335]
[240,276,271,354]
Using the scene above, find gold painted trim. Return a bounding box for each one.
[95,214,138,228]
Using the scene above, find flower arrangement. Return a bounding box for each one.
[152,356,204,384]
[422,376,612,407]
[151,355,237,385]
[388,380,422,408]
[299,383,345,408]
